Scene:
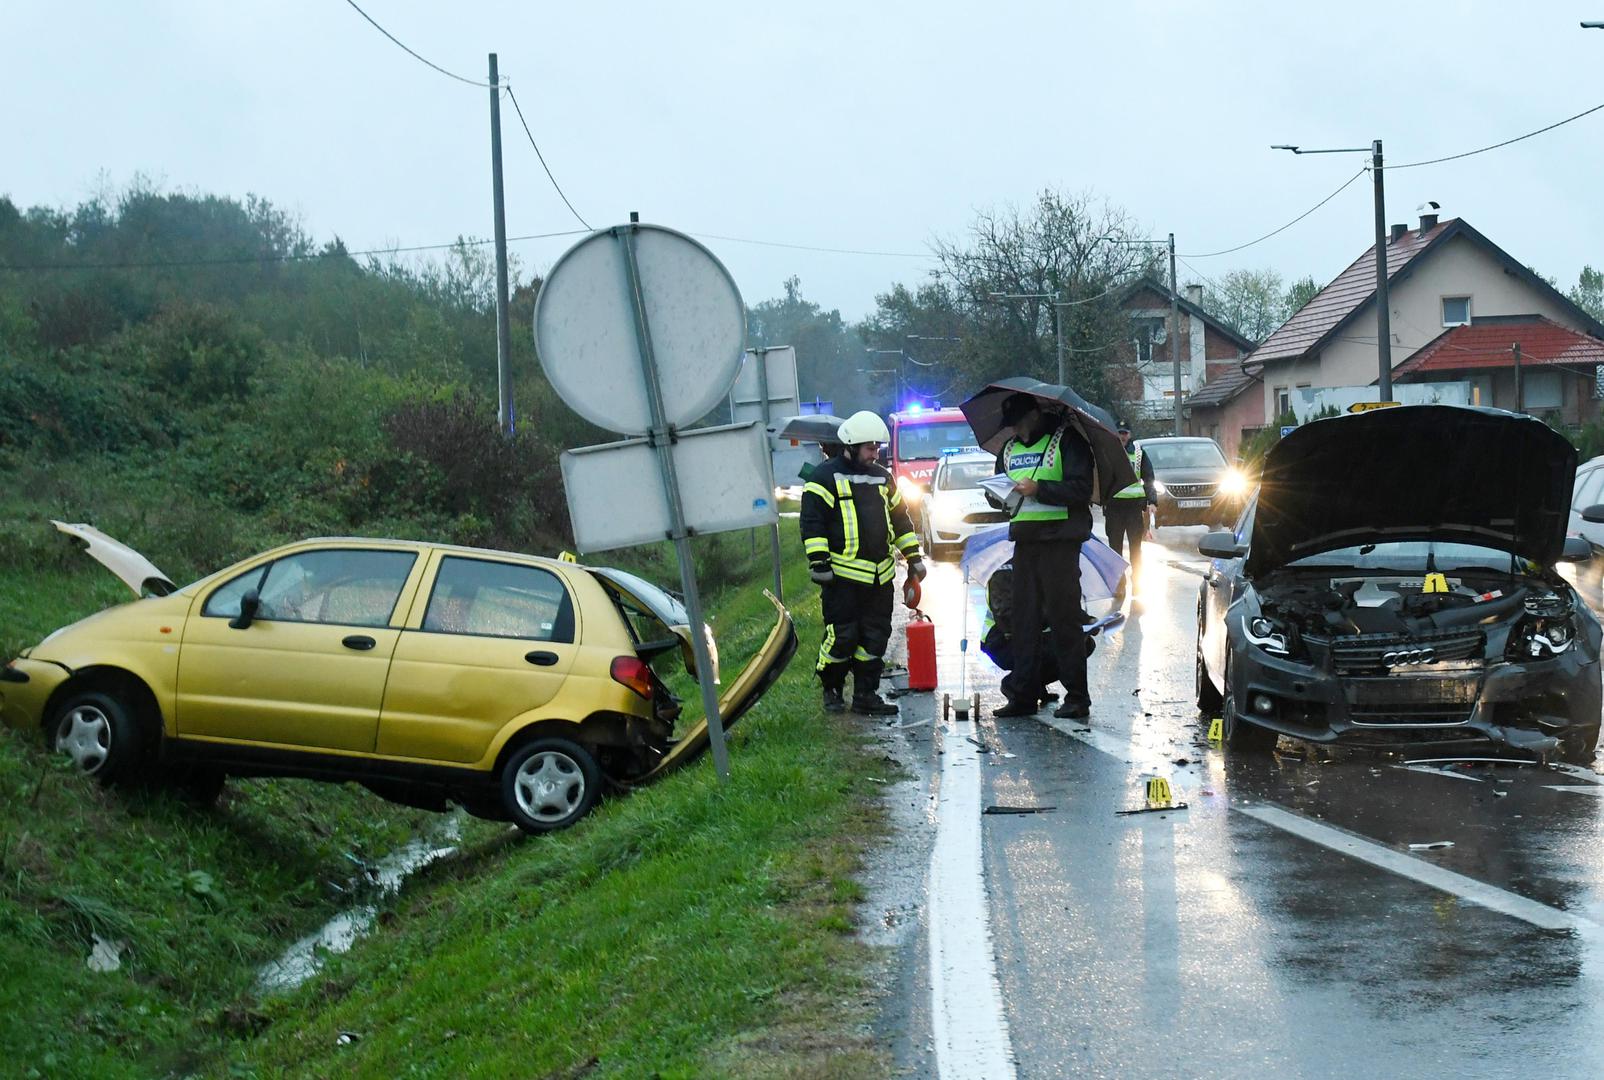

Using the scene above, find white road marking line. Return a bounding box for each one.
[1238,804,1599,936]
[928,715,1017,1080]
[1029,713,1598,935]
[1546,785,1604,797]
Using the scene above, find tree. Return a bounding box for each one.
[921,189,1153,409]
[1284,275,1321,318]
[1570,266,1604,322]
[746,277,873,411]
[1194,268,1285,342]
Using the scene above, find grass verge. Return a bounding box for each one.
[216,548,891,1078]
[4,538,894,1078]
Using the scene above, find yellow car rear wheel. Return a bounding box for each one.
[500,737,601,834]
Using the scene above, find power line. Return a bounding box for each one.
[1392,100,1604,170]
[690,232,932,259]
[341,0,492,88]
[504,87,592,231]
[1181,166,1367,259]
[0,229,588,272]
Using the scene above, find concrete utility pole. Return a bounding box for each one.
[1514,343,1524,413]
[1168,233,1182,435]
[1371,140,1392,402]
[488,53,515,436]
[1274,140,1393,401]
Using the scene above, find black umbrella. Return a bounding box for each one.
[773,414,845,444]
[960,377,1136,504]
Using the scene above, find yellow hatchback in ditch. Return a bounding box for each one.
[0,524,796,833]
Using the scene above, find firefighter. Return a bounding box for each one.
[1105,419,1157,608]
[990,394,1094,720]
[801,410,927,715]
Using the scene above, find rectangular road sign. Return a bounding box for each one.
[1280,425,1297,438]
[562,422,778,553]
[1348,400,1404,413]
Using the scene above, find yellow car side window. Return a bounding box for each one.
[422,557,575,643]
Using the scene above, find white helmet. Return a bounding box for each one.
[837,410,891,445]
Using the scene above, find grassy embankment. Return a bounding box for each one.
[2,538,894,1079]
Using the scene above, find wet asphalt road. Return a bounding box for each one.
[868,522,1604,1079]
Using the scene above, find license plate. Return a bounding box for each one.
[1177,498,1211,509]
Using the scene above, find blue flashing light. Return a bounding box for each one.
[906,402,923,415]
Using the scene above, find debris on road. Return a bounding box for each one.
[984,805,1058,815]
[1115,803,1190,816]
[1408,841,1455,852]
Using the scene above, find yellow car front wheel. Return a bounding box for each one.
[500,737,601,834]
[52,690,148,784]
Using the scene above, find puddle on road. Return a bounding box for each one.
[256,821,460,994]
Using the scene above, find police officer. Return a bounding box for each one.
[1105,419,1157,608]
[990,394,1094,720]
[801,411,927,715]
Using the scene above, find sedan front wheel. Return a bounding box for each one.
[500,737,602,834]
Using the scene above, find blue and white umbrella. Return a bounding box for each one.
[960,526,1128,604]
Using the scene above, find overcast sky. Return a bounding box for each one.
[7,1,1604,320]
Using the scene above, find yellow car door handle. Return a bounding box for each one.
[525,650,560,666]
[342,635,377,651]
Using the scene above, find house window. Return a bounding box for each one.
[1274,387,1290,417]
[1523,370,1562,411]
[1131,316,1166,365]
[1442,296,1472,326]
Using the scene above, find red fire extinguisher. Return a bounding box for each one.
[903,577,938,692]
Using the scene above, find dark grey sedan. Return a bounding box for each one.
[1195,405,1601,762]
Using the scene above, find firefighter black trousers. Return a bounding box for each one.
[816,578,894,696]
[1001,539,1089,710]
[1104,501,1147,595]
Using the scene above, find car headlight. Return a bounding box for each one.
[1242,614,1291,657]
[1507,592,1577,659]
[1218,469,1249,497]
[1153,480,1167,496]
[896,476,925,505]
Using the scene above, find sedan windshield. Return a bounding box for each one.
[937,461,994,491]
[1142,442,1226,470]
[1288,541,1529,574]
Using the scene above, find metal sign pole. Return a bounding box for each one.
[752,348,786,601]
[615,223,731,781]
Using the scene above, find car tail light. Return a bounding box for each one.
[611,656,654,699]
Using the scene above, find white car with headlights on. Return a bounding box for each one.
[919,450,1010,560]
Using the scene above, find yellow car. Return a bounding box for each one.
[1,523,796,833]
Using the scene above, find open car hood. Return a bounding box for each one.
[52,521,176,598]
[634,591,798,786]
[1245,406,1577,575]
[589,566,719,684]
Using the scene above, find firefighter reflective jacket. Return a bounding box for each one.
[801,456,921,585]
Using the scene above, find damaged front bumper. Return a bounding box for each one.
[1229,644,1601,760]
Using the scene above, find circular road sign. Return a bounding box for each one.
[534,224,746,436]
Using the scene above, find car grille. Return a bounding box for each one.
[1344,675,1480,726]
[1330,630,1485,677]
[1165,483,1217,499]
[963,510,1009,524]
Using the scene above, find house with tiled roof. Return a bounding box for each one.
[1242,210,1604,426]
[1113,277,1257,441]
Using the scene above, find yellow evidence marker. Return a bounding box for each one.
[1208,718,1224,743]
[1146,776,1173,807]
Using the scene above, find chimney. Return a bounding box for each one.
[1419,211,1439,232]
[1390,223,1408,244]
[1185,284,1203,308]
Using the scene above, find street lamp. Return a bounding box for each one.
[1274,140,1392,401]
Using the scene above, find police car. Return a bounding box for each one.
[919,449,1010,559]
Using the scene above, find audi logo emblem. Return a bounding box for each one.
[1382,648,1436,667]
